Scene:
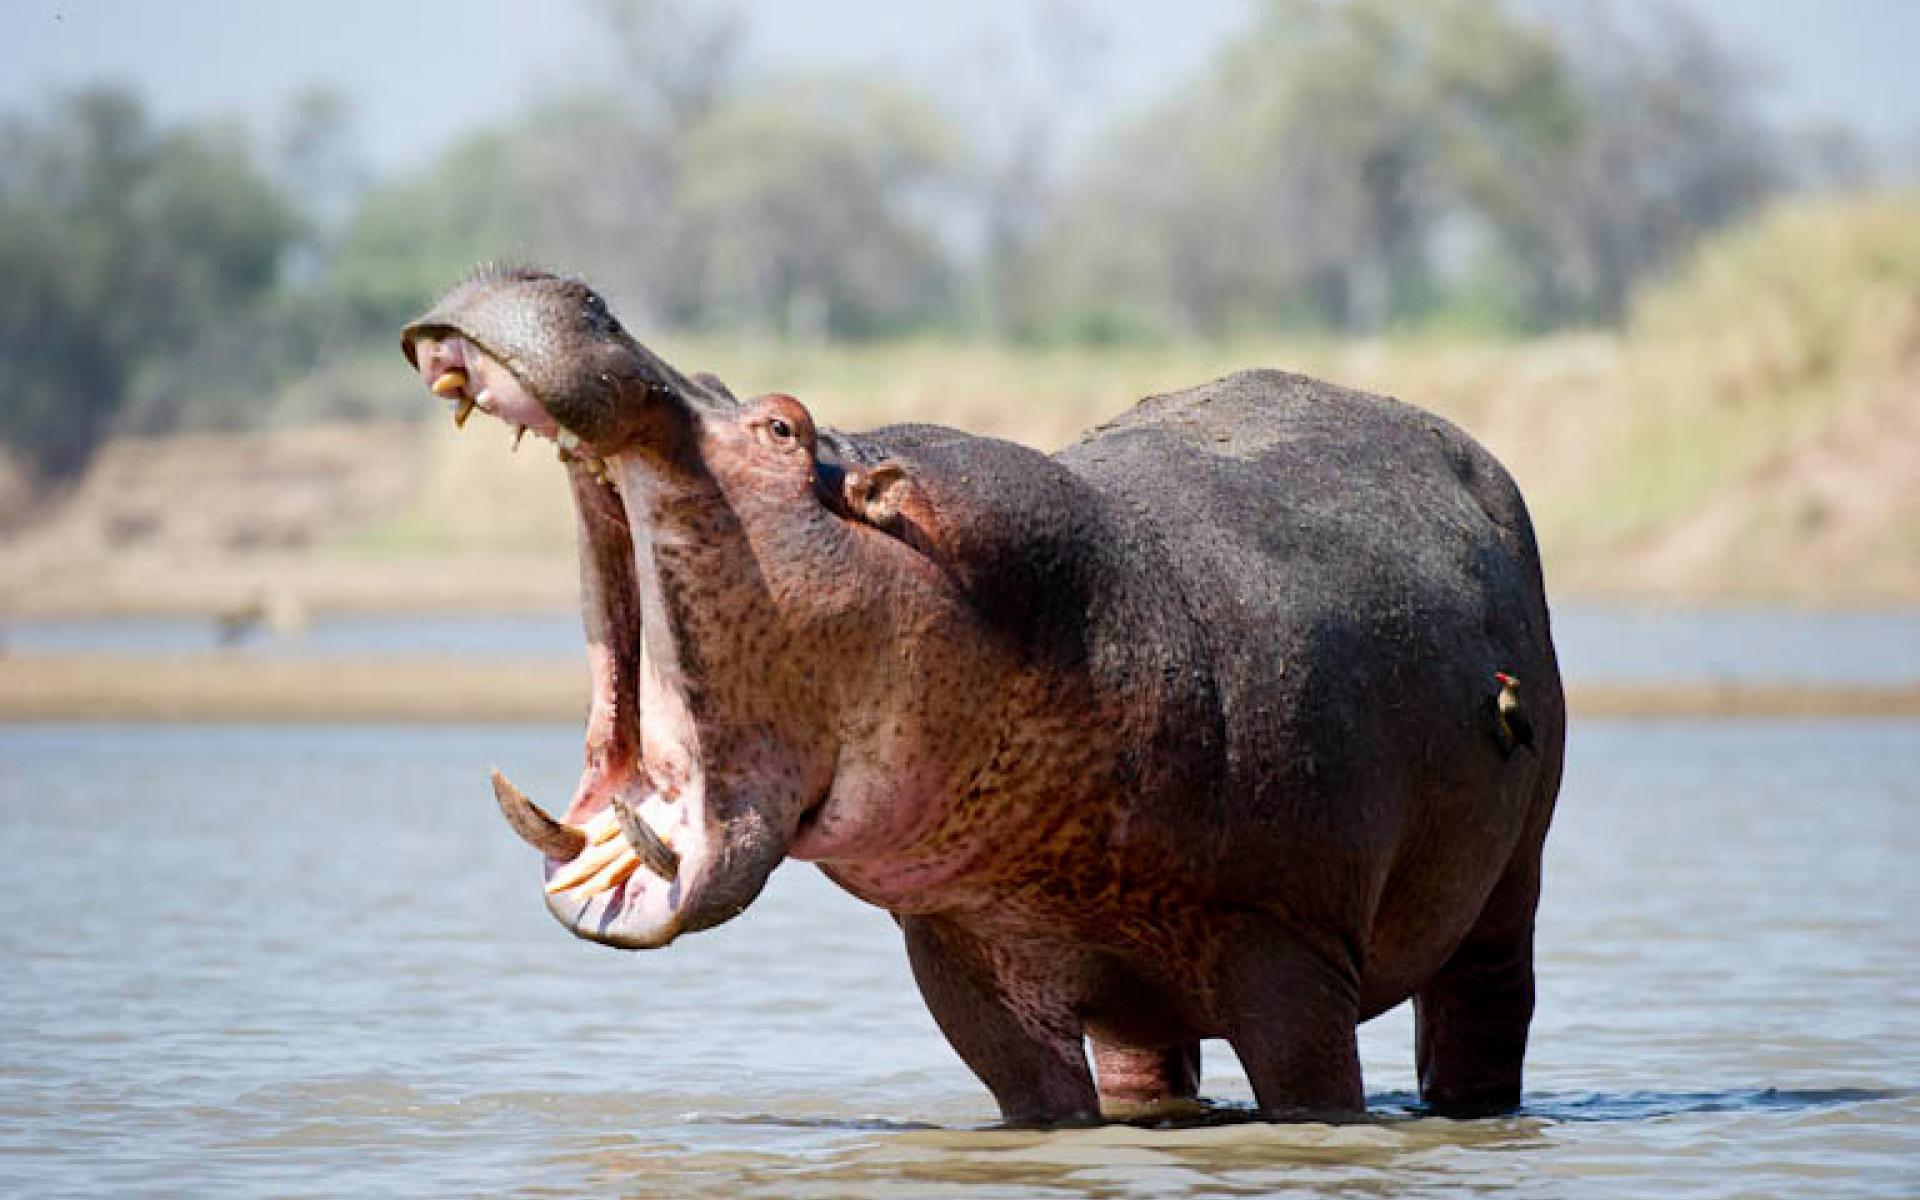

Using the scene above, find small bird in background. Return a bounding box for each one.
[1493,671,1534,758]
[214,586,308,649]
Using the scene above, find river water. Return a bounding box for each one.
[11,605,1920,685]
[2,716,1916,1196]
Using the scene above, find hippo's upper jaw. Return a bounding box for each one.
[401,269,817,950]
[400,265,702,458]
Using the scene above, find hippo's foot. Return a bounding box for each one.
[1093,1041,1204,1120]
[1413,848,1540,1117]
[1220,926,1367,1117]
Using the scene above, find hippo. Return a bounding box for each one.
[402,268,1565,1124]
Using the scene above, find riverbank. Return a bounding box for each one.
[2,654,1916,722]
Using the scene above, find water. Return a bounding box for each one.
[1,720,1916,1197]
[11,605,1920,685]
[1549,607,1920,686]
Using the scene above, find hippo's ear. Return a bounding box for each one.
[840,460,943,560]
[842,462,911,527]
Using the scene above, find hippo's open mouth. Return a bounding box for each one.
[401,325,717,949]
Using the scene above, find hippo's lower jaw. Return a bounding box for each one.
[522,776,701,950]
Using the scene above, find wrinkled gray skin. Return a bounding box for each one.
[403,268,1565,1125]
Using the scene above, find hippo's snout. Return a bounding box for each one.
[401,266,713,455]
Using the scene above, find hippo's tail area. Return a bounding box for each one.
[1426,400,1567,812]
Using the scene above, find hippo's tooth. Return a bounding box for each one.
[492,770,587,860]
[452,394,476,429]
[430,369,468,397]
[556,429,582,454]
[511,424,527,452]
[569,847,639,899]
[544,832,633,894]
[613,791,681,883]
[585,805,623,845]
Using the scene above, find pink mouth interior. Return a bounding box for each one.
[411,333,563,442]
[410,333,702,946]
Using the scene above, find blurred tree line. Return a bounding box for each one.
[0,0,1882,485]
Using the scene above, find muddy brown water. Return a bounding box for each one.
[2,719,1915,1197]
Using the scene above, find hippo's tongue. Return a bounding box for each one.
[535,418,708,946]
[562,451,644,821]
[477,446,708,948]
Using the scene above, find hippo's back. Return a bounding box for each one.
[1058,369,1553,656]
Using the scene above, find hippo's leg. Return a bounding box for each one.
[901,917,1099,1125]
[1218,927,1366,1115]
[1413,844,1542,1117]
[1091,1040,1202,1111]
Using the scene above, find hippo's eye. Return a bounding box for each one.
[753,403,807,454]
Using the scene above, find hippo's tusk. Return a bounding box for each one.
[613,790,681,883]
[492,769,587,860]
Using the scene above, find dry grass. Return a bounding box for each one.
[0,656,584,722]
[363,193,1920,603]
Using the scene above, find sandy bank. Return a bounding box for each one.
[2,655,1915,723]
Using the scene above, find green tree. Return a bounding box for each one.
[0,88,299,482]
[1512,1,1782,323]
[325,102,670,337]
[1030,0,1583,337]
[667,77,958,337]
[329,71,958,341]
[1028,0,1782,337]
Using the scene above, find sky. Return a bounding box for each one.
[4,0,1918,177]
